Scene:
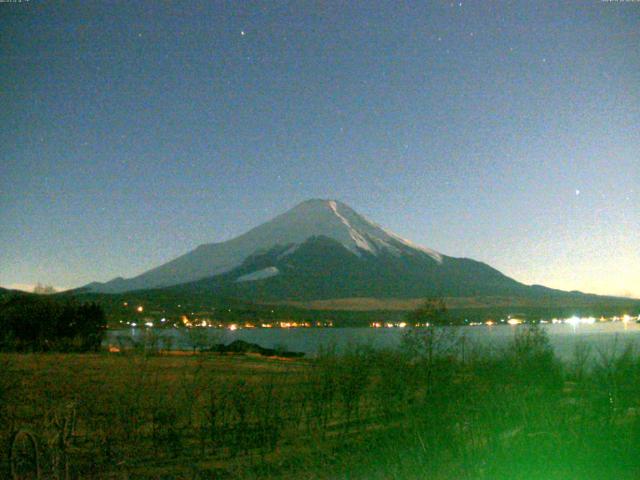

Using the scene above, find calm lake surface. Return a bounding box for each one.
[108,322,640,360]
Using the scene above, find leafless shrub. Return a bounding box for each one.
[10,429,42,480]
[336,344,372,434]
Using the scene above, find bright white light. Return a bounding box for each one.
[145,321,153,327]
[565,316,580,326]
[565,316,595,326]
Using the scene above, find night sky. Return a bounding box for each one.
[1,1,638,297]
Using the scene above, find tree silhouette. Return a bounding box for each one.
[0,295,106,351]
[406,298,449,326]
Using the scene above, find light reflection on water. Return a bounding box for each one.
[107,322,640,360]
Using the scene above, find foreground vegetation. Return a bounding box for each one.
[2,326,640,479]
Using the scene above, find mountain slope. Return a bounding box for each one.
[83,199,636,307]
[86,199,443,293]
[173,235,531,301]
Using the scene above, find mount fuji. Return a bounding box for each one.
[83,199,607,304]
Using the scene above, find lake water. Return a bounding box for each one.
[107,321,640,361]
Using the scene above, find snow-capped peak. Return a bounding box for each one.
[243,198,441,260]
[309,199,442,262]
[327,200,375,253]
[87,199,442,293]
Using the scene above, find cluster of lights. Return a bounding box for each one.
[441,315,638,328]
[180,316,224,328]
[371,322,413,328]
[278,321,314,328]
[170,319,332,330]
[118,299,638,330]
[469,320,499,326]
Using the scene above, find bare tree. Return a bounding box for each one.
[33,283,57,295]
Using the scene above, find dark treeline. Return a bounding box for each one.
[0,294,106,352]
[75,287,639,328]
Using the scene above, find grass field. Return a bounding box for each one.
[2,326,640,479]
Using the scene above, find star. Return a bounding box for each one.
[240,30,246,36]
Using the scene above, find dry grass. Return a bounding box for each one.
[2,329,640,479]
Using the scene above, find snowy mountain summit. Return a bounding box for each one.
[242,199,442,261]
[86,199,444,293]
